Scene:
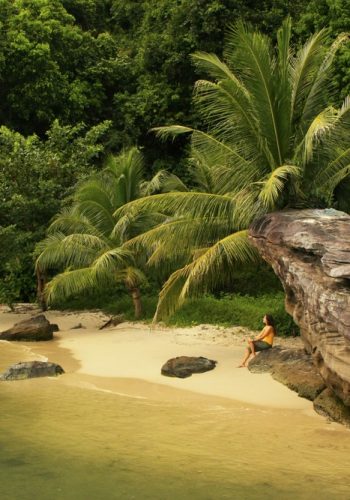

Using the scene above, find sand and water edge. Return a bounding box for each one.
[1,307,350,500]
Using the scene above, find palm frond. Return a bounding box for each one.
[76,200,116,236]
[154,231,259,321]
[91,247,134,274]
[115,266,148,289]
[114,192,236,221]
[225,21,283,166]
[231,186,263,228]
[48,207,106,240]
[75,178,115,214]
[191,51,250,99]
[316,147,350,186]
[45,267,112,304]
[140,170,188,196]
[300,33,349,127]
[323,163,350,194]
[299,106,339,164]
[180,230,259,299]
[112,210,166,243]
[35,233,106,271]
[291,29,328,123]
[123,216,233,261]
[153,262,196,321]
[151,125,194,142]
[257,165,301,210]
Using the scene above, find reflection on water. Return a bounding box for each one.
[0,342,350,500]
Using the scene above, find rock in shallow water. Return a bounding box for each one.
[249,209,350,406]
[161,356,217,378]
[0,314,58,341]
[0,361,64,381]
[313,388,350,426]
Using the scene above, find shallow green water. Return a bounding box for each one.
[1,343,350,500]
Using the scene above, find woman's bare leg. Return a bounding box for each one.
[238,348,251,367]
[248,340,256,358]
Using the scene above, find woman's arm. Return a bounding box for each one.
[254,326,272,340]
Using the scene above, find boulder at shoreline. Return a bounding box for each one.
[0,314,58,341]
[249,347,350,426]
[0,361,64,381]
[161,356,217,378]
[248,346,326,401]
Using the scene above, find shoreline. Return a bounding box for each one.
[0,307,315,413]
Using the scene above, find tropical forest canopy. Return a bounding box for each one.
[1,0,350,327]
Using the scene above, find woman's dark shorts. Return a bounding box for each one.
[248,340,272,353]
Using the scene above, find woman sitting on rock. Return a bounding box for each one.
[238,314,276,368]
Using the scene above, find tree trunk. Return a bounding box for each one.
[129,287,142,319]
[36,267,47,311]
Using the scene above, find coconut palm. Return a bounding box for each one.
[35,147,186,317]
[114,19,350,320]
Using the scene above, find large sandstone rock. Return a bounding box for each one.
[248,347,326,401]
[161,356,217,378]
[0,314,58,341]
[0,361,64,381]
[248,347,350,425]
[249,209,350,406]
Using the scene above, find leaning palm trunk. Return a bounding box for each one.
[126,285,142,319]
[36,266,47,311]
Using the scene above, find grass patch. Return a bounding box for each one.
[53,289,298,336]
[169,293,297,336]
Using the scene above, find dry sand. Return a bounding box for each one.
[0,305,312,412]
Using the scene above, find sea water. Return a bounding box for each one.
[0,342,349,500]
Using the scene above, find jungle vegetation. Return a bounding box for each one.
[1,0,350,330]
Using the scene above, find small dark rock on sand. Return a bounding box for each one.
[71,323,86,329]
[161,356,217,378]
[0,361,64,381]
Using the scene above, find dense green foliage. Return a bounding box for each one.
[1,1,349,331]
[0,121,111,303]
[0,0,338,169]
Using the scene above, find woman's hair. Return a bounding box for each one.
[265,314,276,333]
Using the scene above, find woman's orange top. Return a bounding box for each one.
[263,328,275,345]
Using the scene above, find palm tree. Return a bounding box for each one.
[114,19,350,320]
[35,147,186,317]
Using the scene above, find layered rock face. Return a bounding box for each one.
[249,209,350,406]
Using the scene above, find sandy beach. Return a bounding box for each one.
[3,306,350,500]
[0,306,313,412]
